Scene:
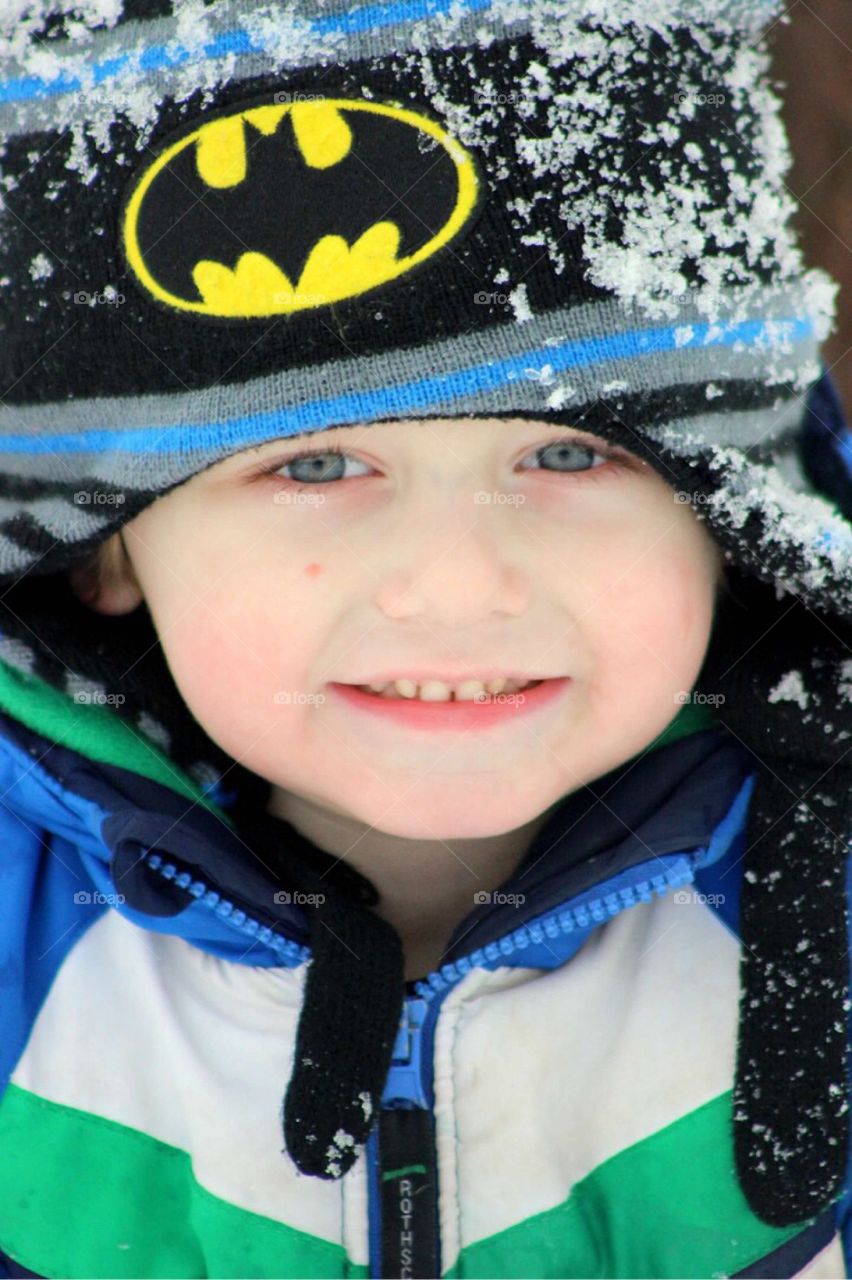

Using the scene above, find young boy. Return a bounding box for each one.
[1,1,852,1277]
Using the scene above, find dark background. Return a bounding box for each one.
[769,2,852,426]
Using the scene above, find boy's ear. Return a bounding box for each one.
[67,530,144,616]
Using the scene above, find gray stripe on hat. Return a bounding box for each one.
[136,710,172,754]
[0,632,35,675]
[642,396,809,456]
[771,443,820,498]
[0,494,116,539]
[0,282,820,487]
[64,671,109,708]
[0,538,45,577]
[186,757,226,794]
[0,0,779,141]
[0,0,530,141]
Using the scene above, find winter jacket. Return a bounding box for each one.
[1,370,852,1280]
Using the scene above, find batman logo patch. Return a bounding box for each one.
[120,94,483,320]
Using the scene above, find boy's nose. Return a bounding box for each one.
[375,552,529,623]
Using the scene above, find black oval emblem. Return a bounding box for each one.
[121,95,482,319]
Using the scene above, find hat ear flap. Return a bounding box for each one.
[733,759,850,1225]
[696,574,852,1225]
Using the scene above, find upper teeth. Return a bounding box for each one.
[359,677,536,701]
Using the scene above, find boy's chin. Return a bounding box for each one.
[349,788,558,843]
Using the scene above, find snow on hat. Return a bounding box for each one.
[0,0,851,1227]
[0,0,848,603]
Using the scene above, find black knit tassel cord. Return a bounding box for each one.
[282,891,405,1179]
[735,762,850,1226]
[234,805,407,1181]
[698,570,852,1227]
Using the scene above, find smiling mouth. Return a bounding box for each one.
[325,677,571,732]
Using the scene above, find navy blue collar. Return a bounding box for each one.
[441,725,752,958]
[0,709,753,958]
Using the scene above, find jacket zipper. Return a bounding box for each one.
[367,853,698,1279]
[144,852,312,964]
[142,849,699,1279]
[368,992,446,1279]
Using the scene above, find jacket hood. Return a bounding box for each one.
[0,366,850,1208]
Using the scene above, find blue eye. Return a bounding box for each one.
[276,443,368,486]
[268,437,368,481]
[518,441,608,474]
[262,437,625,489]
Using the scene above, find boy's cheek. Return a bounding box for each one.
[636,529,715,627]
[660,555,715,649]
[589,561,715,687]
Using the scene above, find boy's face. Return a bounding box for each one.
[81,417,724,841]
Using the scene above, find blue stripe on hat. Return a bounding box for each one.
[0,313,813,455]
[0,0,493,105]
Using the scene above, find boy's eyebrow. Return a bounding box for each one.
[241,429,348,455]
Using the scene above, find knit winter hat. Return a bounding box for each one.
[1,0,852,1231]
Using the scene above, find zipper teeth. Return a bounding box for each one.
[410,856,697,1002]
[144,851,309,965]
[142,850,695,986]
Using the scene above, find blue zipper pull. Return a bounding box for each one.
[382,996,431,1109]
